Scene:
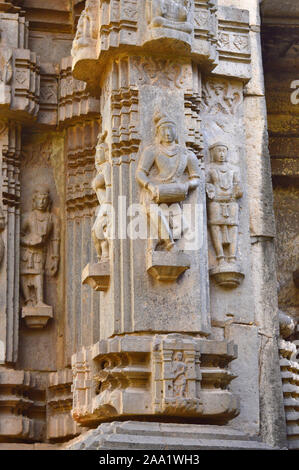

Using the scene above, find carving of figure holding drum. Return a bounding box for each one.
[136,111,200,252]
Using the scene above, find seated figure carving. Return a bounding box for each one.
[150,0,193,34]
[136,111,200,253]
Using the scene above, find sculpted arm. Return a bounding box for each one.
[136,147,156,190]
[20,214,30,245]
[187,152,201,190]
[206,169,216,200]
[233,169,243,199]
[92,172,105,192]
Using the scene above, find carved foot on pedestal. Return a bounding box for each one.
[22,304,53,329]
[210,262,244,288]
[147,250,191,281]
[82,261,110,291]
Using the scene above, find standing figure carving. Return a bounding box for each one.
[71,0,97,55]
[172,351,187,398]
[149,0,192,33]
[136,111,200,253]
[92,131,111,262]
[206,143,244,287]
[20,185,60,318]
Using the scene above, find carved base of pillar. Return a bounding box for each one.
[82,262,110,291]
[71,334,239,427]
[22,305,53,329]
[64,421,276,450]
[147,251,191,281]
[210,263,244,288]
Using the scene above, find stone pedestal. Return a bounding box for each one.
[82,262,110,292]
[210,263,245,288]
[22,305,53,329]
[147,251,191,281]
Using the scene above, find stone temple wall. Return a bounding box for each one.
[0,0,296,450]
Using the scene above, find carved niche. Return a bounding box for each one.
[136,111,200,281]
[82,131,112,292]
[20,185,60,328]
[206,142,244,288]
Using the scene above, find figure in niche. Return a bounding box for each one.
[206,143,243,268]
[150,0,192,33]
[92,131,111,262]
[172,351,187,398]
[136,111,200,253]
[20,185,60,309]
[71,2,94,54]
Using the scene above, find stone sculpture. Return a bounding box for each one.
[137,111,200,252]
[206,142,244,287]
[72,5,92,54]
[82,131,111,291]
[149,0,193,33]
[172,351,187,398]
[91,131,111,262]
[136,111,200,280]
[20,185,60,328]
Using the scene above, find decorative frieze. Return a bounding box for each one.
[47,369,82,442]
[215,6,251,80]
[0,368,46,443]
[71,334,239,426]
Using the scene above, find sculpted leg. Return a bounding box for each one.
[35,274,45,306]
[227,226,238,262]
[149,204,174,251]
[101,240,109,260]
[209,225,224,262]
[21,275,32,306]
[92,230,102,261]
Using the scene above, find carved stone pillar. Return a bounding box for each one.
[64,0,285,450]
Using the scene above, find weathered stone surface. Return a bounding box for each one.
[0,0,294,452]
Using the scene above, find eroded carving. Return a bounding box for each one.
[82,132,111,291]
[91,131,111,263]
[148,0,193,33]
[172,351,187,398]
[206,143,244,288]
[71,0,98,57]
[0,48,12,85]
[202,79,242,117]
[133,57,189,89]
[20,185,60,328]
